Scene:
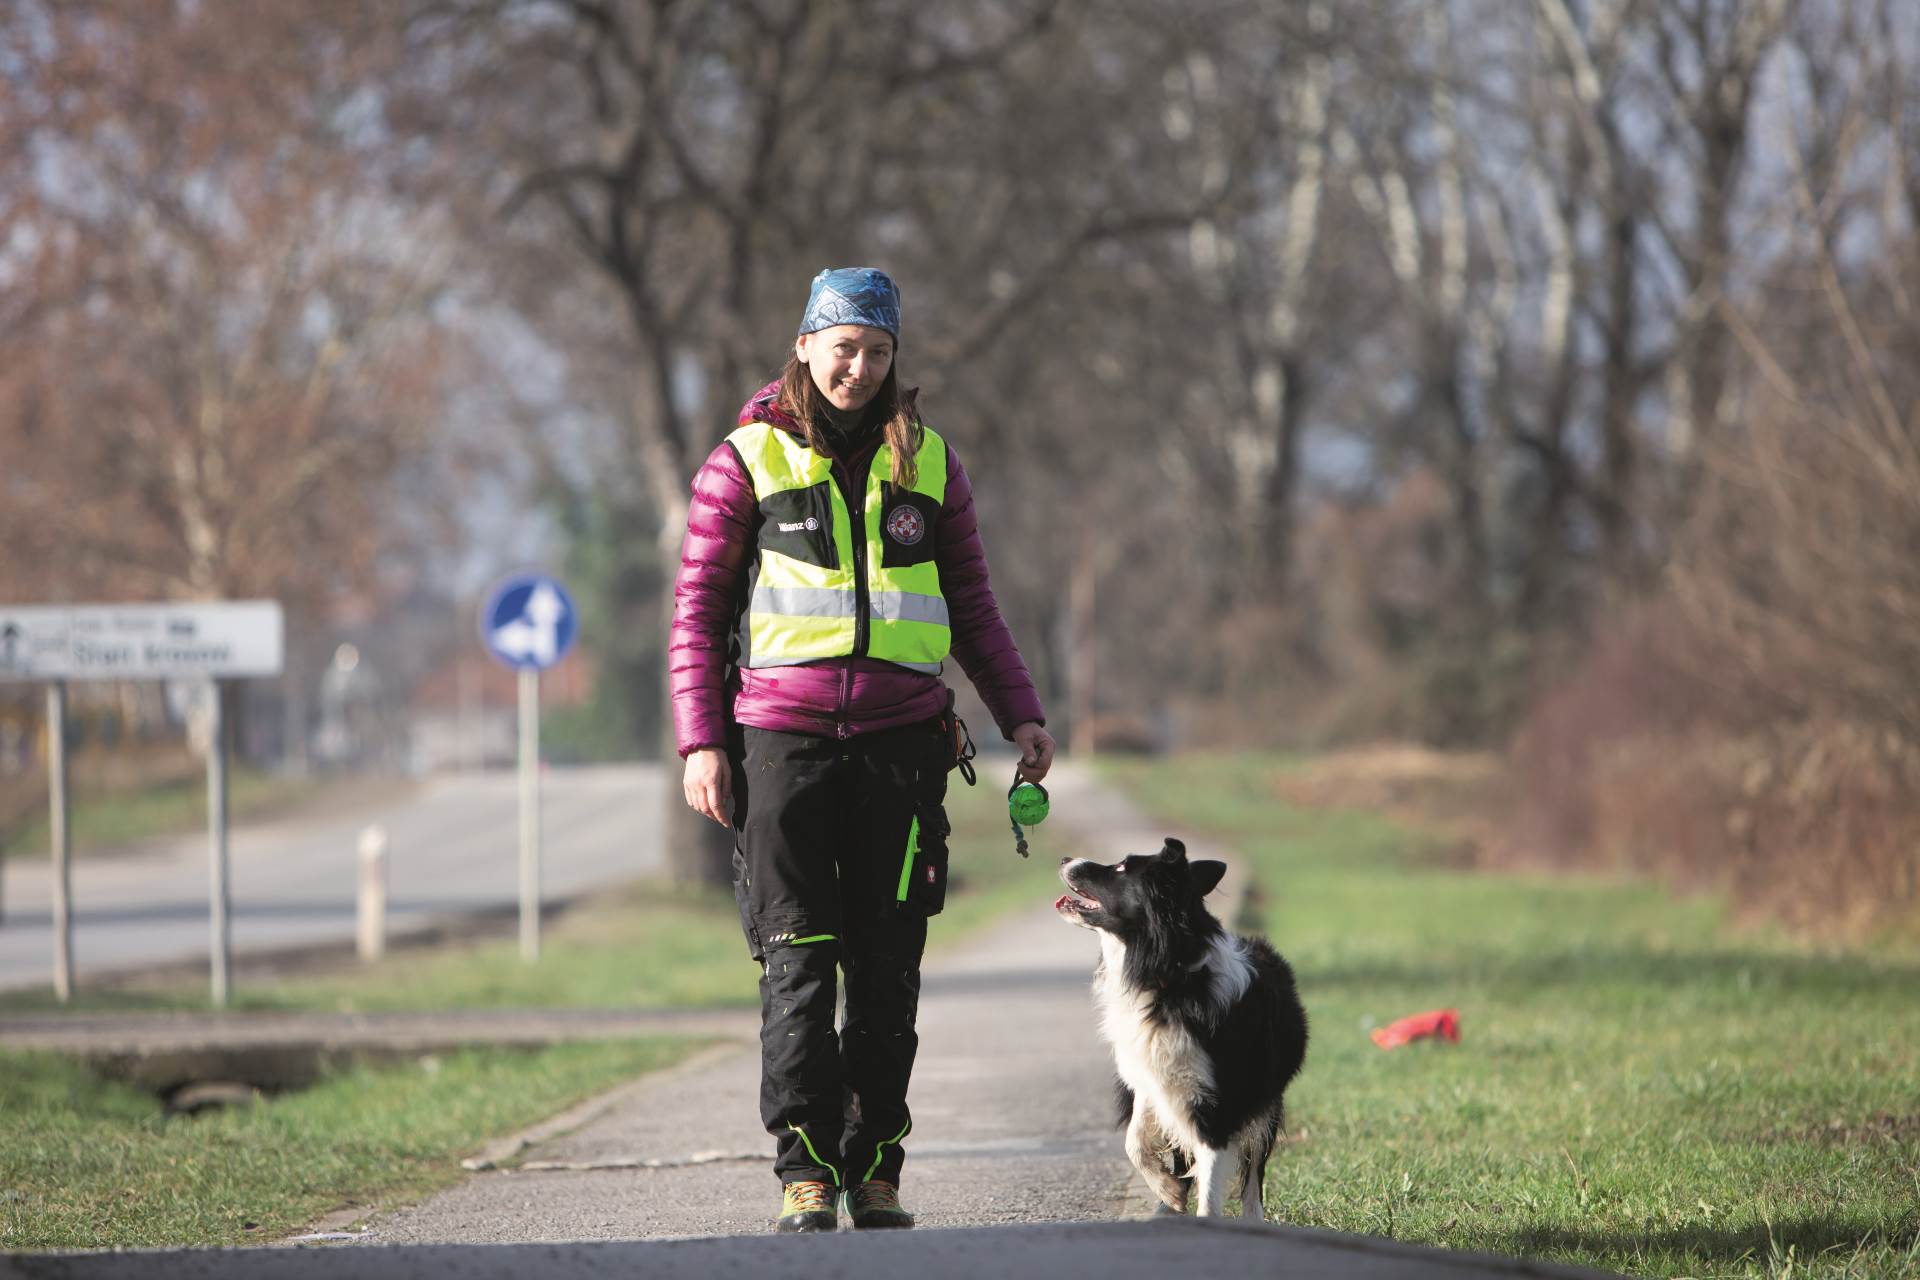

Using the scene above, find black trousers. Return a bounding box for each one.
[728,719,951,1189]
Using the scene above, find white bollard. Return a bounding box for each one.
[357,824,388,962]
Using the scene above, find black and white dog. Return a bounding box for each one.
[1056,838,1308,1219]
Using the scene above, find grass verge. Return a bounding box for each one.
[0,1038,693,1250]
[1102,752,1920,1280]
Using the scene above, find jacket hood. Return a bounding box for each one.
[739,380,800,434]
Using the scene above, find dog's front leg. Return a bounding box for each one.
[1238,1149,1265,1222]
[1193,1145,1234,1217]
[1125,1098,1186,1213]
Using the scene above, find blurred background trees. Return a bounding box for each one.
[4,0,1916,920]
[1,2,459,610]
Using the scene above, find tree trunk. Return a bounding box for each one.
[1434,352,1489,613]
[1259,351,1308,600]
[1065,525,1097,756]
[1596,205,1640,585]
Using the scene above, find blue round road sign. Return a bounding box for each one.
[481,573,578,671]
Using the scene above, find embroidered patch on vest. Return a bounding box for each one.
[886,506,926,546]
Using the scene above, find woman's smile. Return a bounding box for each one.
[798,323,894,412]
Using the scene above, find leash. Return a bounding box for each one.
[940,686,1048,858]
[943,688,978,787]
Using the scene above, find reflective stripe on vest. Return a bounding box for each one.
[729,419,951,672]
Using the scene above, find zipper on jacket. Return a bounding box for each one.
[836,666,852,740]
[845,460,871,659]
[822,436,872,742]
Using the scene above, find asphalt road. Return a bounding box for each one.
[0,765,665,993]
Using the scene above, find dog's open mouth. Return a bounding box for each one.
[1054,886,1100,915]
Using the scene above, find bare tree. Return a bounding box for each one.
[388,0,1920,770]
[1169,2,1336,602]
[410,0,1226,876]
[0,1,451,613]
[1672,0,1920,738]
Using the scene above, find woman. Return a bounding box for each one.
[671,266,1054,1232]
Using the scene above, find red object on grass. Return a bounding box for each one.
[1370,1008,1461,1049]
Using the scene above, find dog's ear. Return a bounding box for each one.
[1161,837,1187,861]
[1189,859,1227,896]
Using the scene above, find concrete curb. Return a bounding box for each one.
[0,1006,757,1054]
[0,1006,757,1097]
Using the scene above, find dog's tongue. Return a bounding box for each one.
[1052,893,1070,911]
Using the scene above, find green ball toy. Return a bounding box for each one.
[1008,781,1050,827]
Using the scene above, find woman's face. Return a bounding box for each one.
[796,324,894,412]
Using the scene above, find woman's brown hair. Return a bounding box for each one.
[775,352,923,489]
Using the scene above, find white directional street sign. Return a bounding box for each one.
[0,601,284,682]
[478,572,578,966]
[0,599,285,1009]
[481,574,578,671]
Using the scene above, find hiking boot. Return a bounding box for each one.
[846,1179,914,1229]
[776,1180,838,1233]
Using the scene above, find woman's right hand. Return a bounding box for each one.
[683,748,733,827]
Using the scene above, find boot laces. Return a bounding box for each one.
[852,1180,902,1212]
[783,1181,834,1213]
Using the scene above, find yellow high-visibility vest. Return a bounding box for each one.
[728,419,950,673]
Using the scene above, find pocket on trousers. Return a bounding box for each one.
[731,846,764,961]
[899,796,950,917]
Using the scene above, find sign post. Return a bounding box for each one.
[47,681,72,1003]
[481,574,577,964]
[206,678,232,1006]
[0,601,282,1004]
[518,666,540,961]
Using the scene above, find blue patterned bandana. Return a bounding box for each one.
[798,267,901,340]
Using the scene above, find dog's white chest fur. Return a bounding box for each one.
[1091,932,1252,1152]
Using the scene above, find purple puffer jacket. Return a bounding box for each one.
[670,382,1045,756]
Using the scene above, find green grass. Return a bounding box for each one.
[1102,754,1920,1280]
[0,1038,694,1250]
[3,765,334,861]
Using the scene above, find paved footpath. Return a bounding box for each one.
[0,764,1616,1278]
[361,765,1155,1242]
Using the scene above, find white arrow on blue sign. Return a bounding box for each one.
[481,573,578,671]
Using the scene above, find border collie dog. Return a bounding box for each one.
[1056,838,1308,1219]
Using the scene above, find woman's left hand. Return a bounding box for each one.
[1012,721,1055,783]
